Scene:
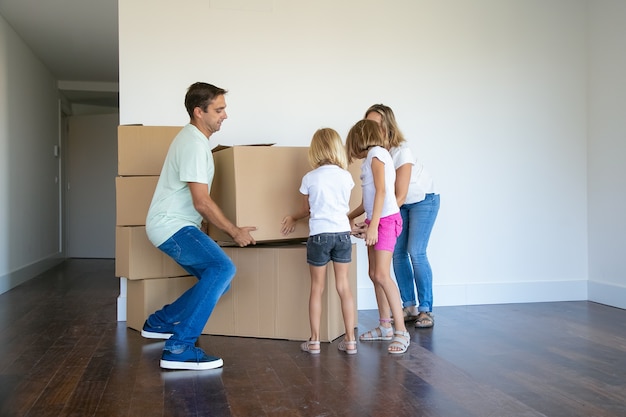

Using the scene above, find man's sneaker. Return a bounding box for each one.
[141,320,174,339]
[160,346,224,371]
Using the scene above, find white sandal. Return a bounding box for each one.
[338,339,357,354]
[388,330,410,354]
[359,325,393,341]
[359,319,394,341]
[301,339,320,354]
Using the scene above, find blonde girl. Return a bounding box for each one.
[346,119,409,354]
[281,128,357,354]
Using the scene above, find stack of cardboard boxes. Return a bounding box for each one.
[115,126,361,342]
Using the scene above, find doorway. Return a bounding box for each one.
[66,113,119,258]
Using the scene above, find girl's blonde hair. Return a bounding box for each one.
[308,128,348,170]
[364,104,406,148]
[345,119,386,163]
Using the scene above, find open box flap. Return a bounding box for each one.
[212,143,276,153]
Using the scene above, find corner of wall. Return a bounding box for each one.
[0,255,65,295]
[588,280,626,310]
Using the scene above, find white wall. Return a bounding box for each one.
[587,0,626,309]
[119,0,590,309]
[0,14,64,294]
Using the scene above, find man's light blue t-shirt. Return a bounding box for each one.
[146,124,214,247]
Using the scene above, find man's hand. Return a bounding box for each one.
[232,226,257,247]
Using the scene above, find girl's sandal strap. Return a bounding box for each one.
[388,330,410,354]
[338,339,357,354]
[301,340,320,354]
[359,325,393,341]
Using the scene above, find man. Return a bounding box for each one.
[143,82,256,370]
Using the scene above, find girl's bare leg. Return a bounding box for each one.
[374,284,391,323]
[308,264,327,342]
[370,247,406,334]
[333,262,355,341]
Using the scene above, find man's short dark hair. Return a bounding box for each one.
[185,82,227,118]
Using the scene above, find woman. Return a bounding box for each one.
[364,104,439,328]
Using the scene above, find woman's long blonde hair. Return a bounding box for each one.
[308,128,348,170]
[364,104,406,148]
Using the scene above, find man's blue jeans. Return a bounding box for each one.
[393,194,440,312]
[147,226,235,351]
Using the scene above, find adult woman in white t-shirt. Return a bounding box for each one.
[364,104,440,328]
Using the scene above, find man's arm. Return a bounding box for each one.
[188,182,256,246]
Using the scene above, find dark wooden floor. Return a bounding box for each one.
[1,259,626,417]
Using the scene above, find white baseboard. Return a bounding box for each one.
[117,277,127,321]
[0,255,64,295]
[588,280,626,309]
[357,279,588,310]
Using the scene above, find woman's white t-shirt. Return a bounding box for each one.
[389,142,436,205]
[300,165,354,236]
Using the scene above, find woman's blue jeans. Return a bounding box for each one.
[393,194,440,312]
[148,226,236,351]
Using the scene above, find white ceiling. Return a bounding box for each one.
[0,0,119,108]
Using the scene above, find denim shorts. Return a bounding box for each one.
[306,232,352,266]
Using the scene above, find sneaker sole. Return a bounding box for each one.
[141,330,173,339]
[160,357,224,370]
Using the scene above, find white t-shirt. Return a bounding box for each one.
[300,165,354,236]
[146,124,214,247]
[389,142,436,205]
[361,146,399,220]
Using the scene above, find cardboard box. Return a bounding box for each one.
[118,125,182,175]
[210,146,363,243]
[115,226,188,280]
[127,275,196,332]
[126,244,358,342]
[348,161,363,217]
[115,176,158,226]
[209,146,309,243]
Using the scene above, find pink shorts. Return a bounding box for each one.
[365,212,403,252]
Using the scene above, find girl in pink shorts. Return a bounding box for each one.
[346,119,410,354]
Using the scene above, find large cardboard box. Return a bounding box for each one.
[118,125,182,175]
[115,226,188,280]
[209,146,310,243]
[126,275,196,332]
[207,244,358,341]
[210,146,363,244]
[115,176,158,226]
[126,244,358,342]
